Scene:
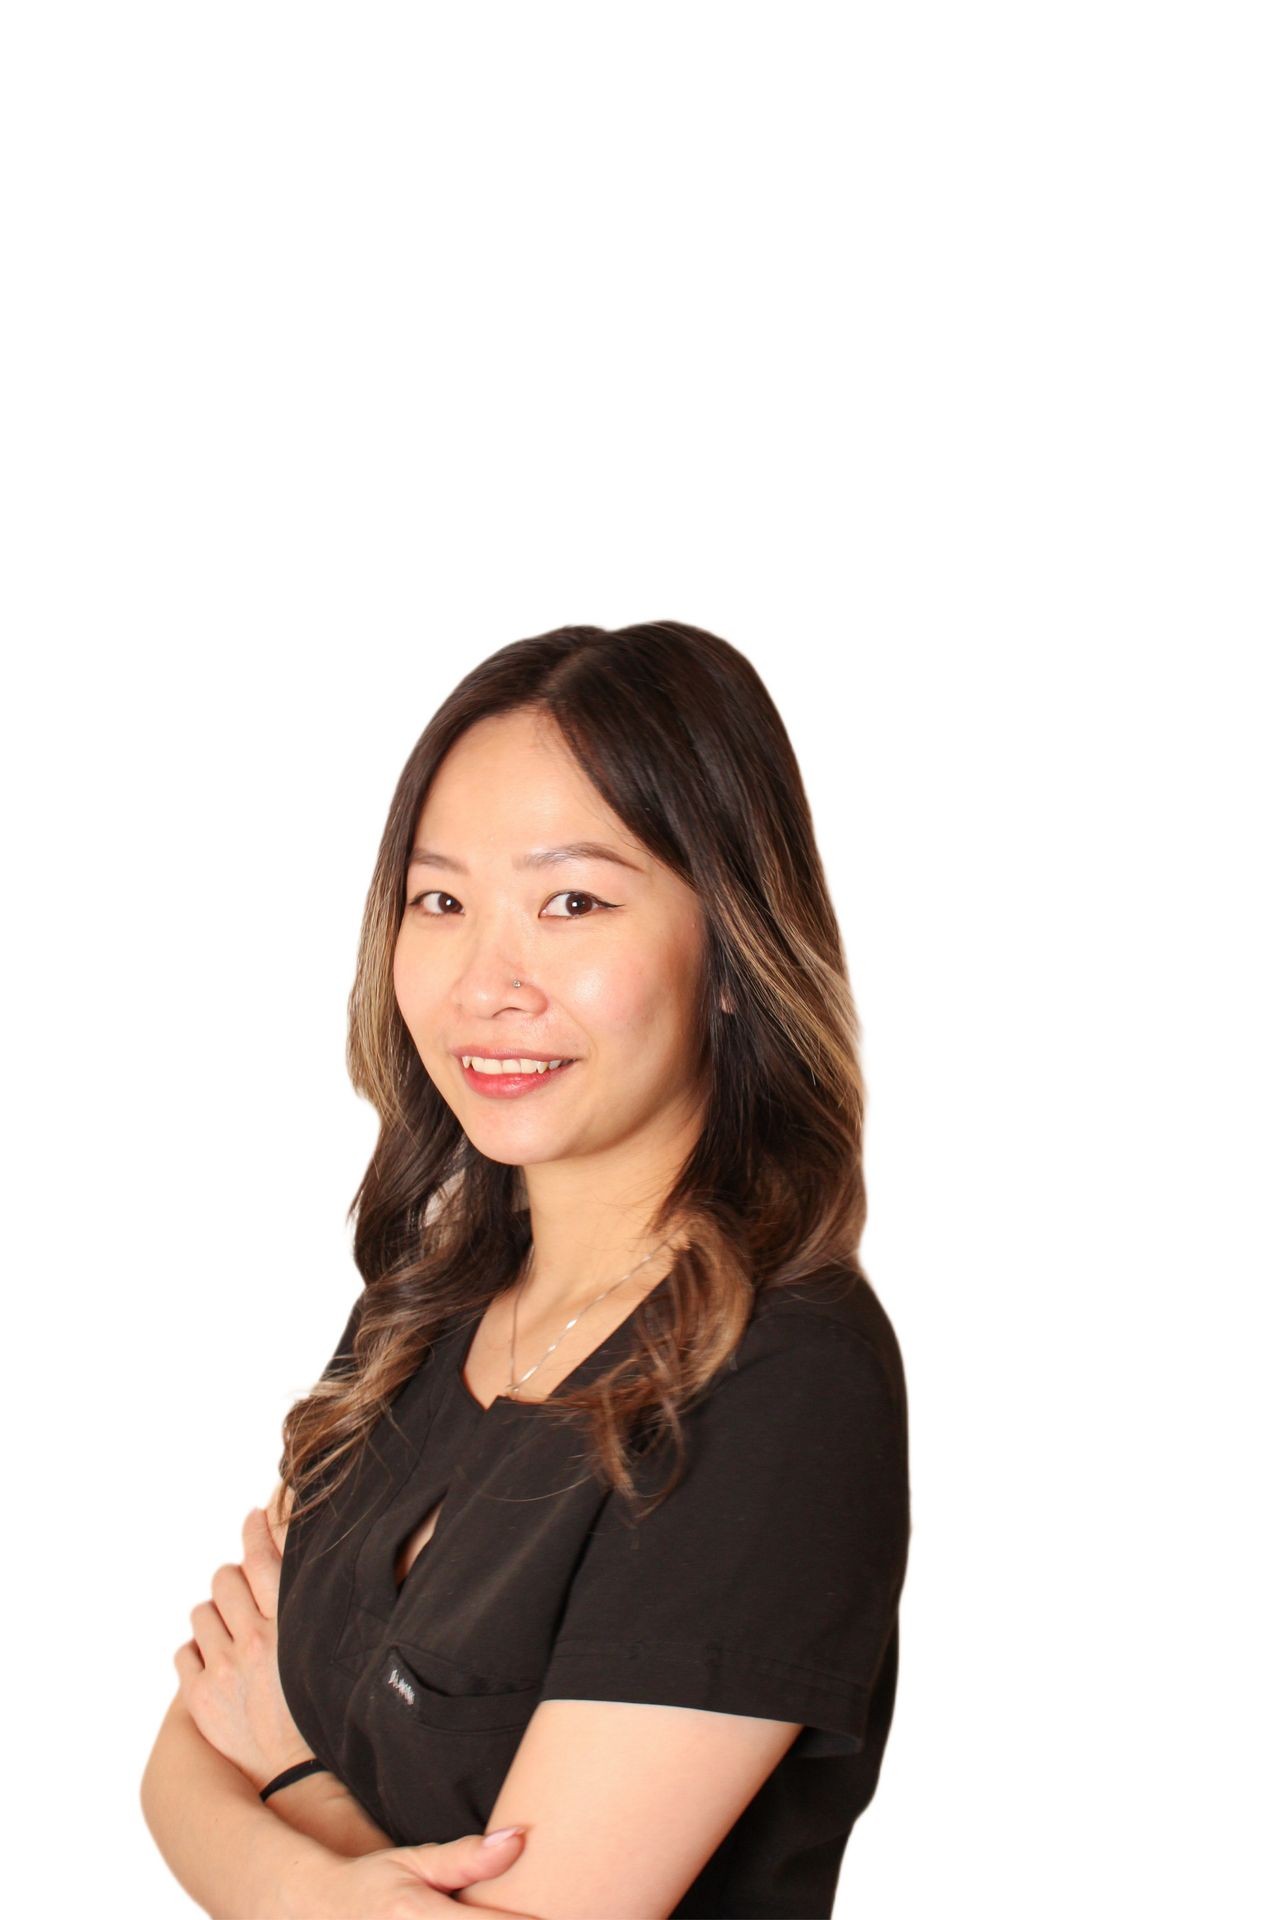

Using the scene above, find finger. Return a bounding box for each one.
[245,1504,283,1565]
[239,1509,283,1619]
[400,1829,528,1893]
[263,1480,295,1557]
[209,1560,267,1639]
[189,1595,233,1665]
[173,1637,203,1682]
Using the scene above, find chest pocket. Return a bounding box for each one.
[367,1641,544,1843]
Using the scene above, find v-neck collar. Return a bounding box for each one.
[448,1277,664,1414]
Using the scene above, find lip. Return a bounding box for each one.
[451,1047,575,1063]
[455,1054,578,1100]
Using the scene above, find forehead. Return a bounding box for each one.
[414,712,643,858]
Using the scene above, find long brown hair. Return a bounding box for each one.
[279,620,869,1526]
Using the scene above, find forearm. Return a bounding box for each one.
[139,1691,387,1919]
[265,1753,396,1856]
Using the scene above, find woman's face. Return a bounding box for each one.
[393,708,710,1172]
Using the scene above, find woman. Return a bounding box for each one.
[141,620,912,1919]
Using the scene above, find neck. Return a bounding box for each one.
[514,1108,700,1315]
[516,1229,681,1324]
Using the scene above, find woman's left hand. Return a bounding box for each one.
[174,1504,315,1791]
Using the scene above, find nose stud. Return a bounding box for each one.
[512,978,521,988]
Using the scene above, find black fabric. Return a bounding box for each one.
[278,1266,910,1919]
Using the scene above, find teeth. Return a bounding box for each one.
[463,1055,569,1075]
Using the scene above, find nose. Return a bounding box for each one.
[449,932,541,1017]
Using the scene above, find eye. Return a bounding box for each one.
[404,889,617,919]
[541,890,617,918]
[406,890,462,916]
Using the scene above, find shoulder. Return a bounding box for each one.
[659,1263,908,1472]
[620,1264,910,1531]
[737,1263,907,1420]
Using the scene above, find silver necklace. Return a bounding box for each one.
[506,1234,677,1396]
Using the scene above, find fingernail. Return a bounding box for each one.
[482,1825,526,1847]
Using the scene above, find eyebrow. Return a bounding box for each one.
[406,840,647,876]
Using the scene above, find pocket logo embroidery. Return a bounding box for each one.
[387,1665,417,1707]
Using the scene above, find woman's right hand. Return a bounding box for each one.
[296,1825,536,1919]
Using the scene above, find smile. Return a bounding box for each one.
[457,1056,578,1100]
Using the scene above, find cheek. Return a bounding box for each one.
[391,936,408,1012]
[565,952,689,1045]
[392,933,431,1024]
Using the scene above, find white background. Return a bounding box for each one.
[3,4,1275,1916]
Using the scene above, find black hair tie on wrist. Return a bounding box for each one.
[259,1756,330,1802]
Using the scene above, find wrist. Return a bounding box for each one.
[253,1741,321,1795]
[259,1755,329,1804]
[274,1840,347,1920]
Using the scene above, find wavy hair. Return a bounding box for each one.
[279,620,869,1527]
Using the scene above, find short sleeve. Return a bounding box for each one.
[538,1310,910,1756]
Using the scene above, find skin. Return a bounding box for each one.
[174,1505,320,1793]
[142,707,801,1919]
[393,706,717,1332]
[142,1494,537,1919]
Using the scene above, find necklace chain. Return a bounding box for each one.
[506,1235,677,1396]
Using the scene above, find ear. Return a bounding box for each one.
[718,993,736,1015]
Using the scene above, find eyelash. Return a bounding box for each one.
[406,889,619,920]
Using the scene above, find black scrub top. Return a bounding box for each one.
[278,1266,911,1920]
